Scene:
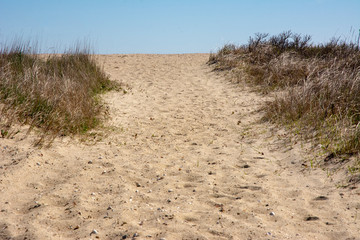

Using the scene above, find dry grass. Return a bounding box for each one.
[0,41,119,145]
[209,31,360,158]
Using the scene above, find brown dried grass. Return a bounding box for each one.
[209,31,360,155]
[0,41,119,145]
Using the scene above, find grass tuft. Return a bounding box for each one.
[0,41,119,145]
[209,30,360,157]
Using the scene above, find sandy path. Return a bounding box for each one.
[0,54,359,239]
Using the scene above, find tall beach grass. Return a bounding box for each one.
[209,31,360,160]
[0,41,118,145]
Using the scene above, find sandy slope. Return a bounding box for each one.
[0,54,359,240]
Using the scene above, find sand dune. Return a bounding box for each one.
[0,54,359,239]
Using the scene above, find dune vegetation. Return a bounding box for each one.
[209,31,360,164]
[0,42,118,145]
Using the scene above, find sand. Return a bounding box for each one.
[0,54,359,240]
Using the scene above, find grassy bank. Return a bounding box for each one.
[0,42,118,145]
[209,31,360,171]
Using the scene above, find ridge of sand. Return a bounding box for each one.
[0,54,359,239]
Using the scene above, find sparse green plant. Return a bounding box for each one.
[1,129,8,138]
[348,165,358,175]
[347,157,360,175]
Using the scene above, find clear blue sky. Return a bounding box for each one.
[0,0,359,54]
